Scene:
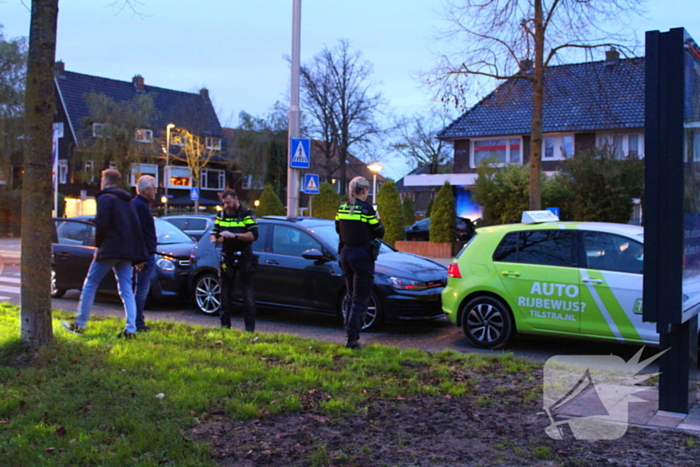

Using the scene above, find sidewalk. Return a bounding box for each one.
[0,238,698,434]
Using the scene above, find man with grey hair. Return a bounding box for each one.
[335,176,384,349]
[132,175,158,332]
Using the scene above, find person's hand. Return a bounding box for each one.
[134,262,145,271]
[210,234,219,243]
[220,231,235,239]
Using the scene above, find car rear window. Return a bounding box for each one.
[493,230,575,267]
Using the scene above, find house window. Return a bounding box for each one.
[201,169,225,190]
[58,160,68,184]
[135,129,153,143]
[108,161,117,169]
[543,134,574,160]
[242,174,251,189]
[84,160,95,182]
[92,123,103,137]
[129,163,158,187]
[472,138,521,167]
[165,166,191,188]
[597,133,644,159]
[170,131,188,147]
[205,137,221,150]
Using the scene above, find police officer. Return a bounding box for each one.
[210,189,259,332]
[335,176,385,349]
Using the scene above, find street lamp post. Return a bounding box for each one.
[367,162,383,205]
[164,123,175,215]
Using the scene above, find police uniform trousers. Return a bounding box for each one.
[339,245,375,341]
[219,253,257,331]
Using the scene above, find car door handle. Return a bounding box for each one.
[582,278,603,284]
[265,259,279,265]
[501,271,520,277]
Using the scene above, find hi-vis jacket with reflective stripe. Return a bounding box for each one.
[214,205,259,253]
[335,198,384,247]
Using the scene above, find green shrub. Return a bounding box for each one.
[402,197,415,227]
[430,181,457,243]
[256,183,286,217]
[425,198,434,218]
[376,180,404,246]
[312,182,340,220]
[472,160,529,226]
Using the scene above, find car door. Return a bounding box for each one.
[495,229,581,334]
[578,231,652,342]
[53,219,114,291]
[259,224,338,311]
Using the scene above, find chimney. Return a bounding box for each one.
[55,60,66,78]
[605,48,619,67]
[132,75,145,92]
[200,88,210,101]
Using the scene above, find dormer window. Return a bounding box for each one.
[170,131,188,147]
[205,137,221,150]
[135,129,153,143]
[92,123,103,137]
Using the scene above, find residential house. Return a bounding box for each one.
[403,50,645,220]
[53,61,225,216]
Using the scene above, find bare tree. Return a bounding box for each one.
[0,26,27,188]
[431,0,644,209]
[392,110,454,174]
[300,39,384,194]
[20,0,59,347]
[169,128,218,210]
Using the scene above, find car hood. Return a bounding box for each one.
[375,251,448,281]
[157,242,194,260]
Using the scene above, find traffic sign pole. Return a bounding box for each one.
[287,0,302,218]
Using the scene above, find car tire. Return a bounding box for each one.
[460,295,514,349]
[194,273,221,315]
[341,290,384,332]
[50,267,66,299]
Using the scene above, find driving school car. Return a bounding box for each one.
[442,211,663,349]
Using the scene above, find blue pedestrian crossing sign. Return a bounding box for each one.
[190,187,200,201]
[304,174,320,194]
[290,137,311,169]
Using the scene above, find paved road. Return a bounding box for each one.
[0,262,652,362]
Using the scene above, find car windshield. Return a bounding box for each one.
[309,223,394,255]
[155,218,193,244]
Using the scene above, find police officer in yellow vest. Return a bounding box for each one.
[335,176,385,349]
[210,189,259,332]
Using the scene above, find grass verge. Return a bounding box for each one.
[0,303,536,466]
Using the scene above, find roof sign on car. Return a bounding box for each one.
[521,210,560,223]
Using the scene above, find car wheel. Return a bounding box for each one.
[50,267,65,299]
[194,273,221,315]
[341,290,384,331]
[460,295,514,349]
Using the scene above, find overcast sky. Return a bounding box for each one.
[1,0,698,179]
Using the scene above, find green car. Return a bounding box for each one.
[442,214,653,349]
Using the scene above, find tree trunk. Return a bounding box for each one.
[529,0,544,211]
[20,0,59,347]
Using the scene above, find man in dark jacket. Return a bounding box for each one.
[132,175,158,332]
[63,169,147,338]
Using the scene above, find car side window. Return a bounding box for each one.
[167,218,186,230]
[56,220,94,247]
[582,232,643,274]
[271,225,321,256]
[494,230,574,267]
[251,224,268,252]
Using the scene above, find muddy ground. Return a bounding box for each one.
[188,368,700,466]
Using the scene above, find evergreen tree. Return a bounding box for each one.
[402,197,415,227]
[376,180,404,246]
[426,198,434,218]
[430,181,457,243]
[312,182,340,219]
[256,183,286,217]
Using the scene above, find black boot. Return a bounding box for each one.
[244,319,255,333]
[345,338,361,350]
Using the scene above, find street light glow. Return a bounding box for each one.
[367,162,382,205]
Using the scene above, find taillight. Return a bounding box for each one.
[447,263,462,278]
[189,248,196,262]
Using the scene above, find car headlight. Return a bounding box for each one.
[387,276,429,291]
[156,257,176,271]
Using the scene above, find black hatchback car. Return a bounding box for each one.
[51,217,194,302]
[405,217,476,242]
[188,217,448,331]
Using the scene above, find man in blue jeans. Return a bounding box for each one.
[131,175,158,332]
[63,169,147,338]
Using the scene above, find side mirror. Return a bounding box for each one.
[302,248,330,262]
